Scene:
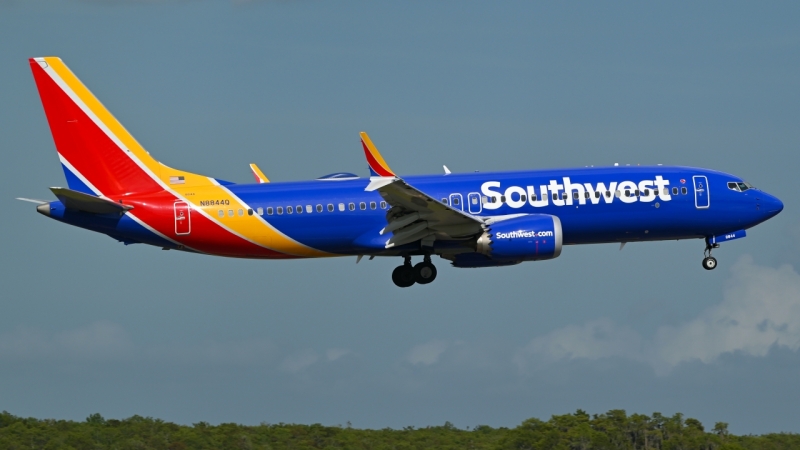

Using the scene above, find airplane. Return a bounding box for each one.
[20,57,784,287]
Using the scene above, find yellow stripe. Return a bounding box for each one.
[185,185,333,257]
[360,132,394,176]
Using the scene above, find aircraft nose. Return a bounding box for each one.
[760,192,783,218]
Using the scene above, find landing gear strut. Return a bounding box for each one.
[702,242,719,271]
[392,256,438,287]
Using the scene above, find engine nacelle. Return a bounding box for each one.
[476,214,562,262]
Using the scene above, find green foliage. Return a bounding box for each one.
[0,410,796,450]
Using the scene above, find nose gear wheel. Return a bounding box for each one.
[702,242,719,271]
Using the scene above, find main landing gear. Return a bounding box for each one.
[702,242,719,271]
[392,255,438,288]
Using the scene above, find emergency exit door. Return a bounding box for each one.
[174,201,191,235]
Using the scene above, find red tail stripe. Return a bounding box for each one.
[362,141,394,177]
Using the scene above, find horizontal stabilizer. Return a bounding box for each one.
[50,187,133,214]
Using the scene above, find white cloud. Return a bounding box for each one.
[407,340,448,366]
[280,350,319,373]
[515,319,643,371]
[0,321,133,360]
[517,256,800,375]
[326,348,350,361]
[652,255,800,372]
[0,322,280,366]
[151,338,277,366]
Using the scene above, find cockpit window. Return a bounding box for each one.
[728,181,754,192]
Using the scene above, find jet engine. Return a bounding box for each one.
[476,214,562,262]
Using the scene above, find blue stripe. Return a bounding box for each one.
[61,163,95,195]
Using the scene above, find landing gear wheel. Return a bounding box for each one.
[392,264,415,288]
[414,262,437,284]
[702,256,717,270]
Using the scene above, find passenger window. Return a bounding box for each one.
[349,203,355,211]
[247,209,253,216]
[615,191,621,198]
[228,210,234,217]
[360,202,366,210]
[482,196,488,204]
[338,203,345,212]
[370,201,376,210]
[672,187,678,195]
[381,201,387,209]
[561,193,567,200]
[218,210,224,217]
[287,206,293,214]
[605,191,611,198]
[635,190,640,197]
[681,187,687,195]
[296,205,302,214]
[595,192,600,199]
[521,194,527,202]
[238,209,244,216]
[531,193,537,201]
[267,207,274,215]
[306,205,312,213]
[442,198,448,205]
[328,204,334,212]
[552,193,558,201]
[584,192,590,199]
[573,192,579,200]
[316,204,323,213]
[257,207,263,216]
[277,206,283,215]
[625,190,631,197]
[643,189,649,196]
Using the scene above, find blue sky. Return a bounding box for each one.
[1,0,799,434]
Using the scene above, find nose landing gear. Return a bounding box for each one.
[702,242,719,270]
[392,256,438,287]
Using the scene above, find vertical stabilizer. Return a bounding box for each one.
[29,57,217,197]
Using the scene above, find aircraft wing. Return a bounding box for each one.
[360,132,484,248]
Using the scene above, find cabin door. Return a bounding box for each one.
[174,201,191,235]
[693,176,710,209]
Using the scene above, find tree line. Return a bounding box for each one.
[1,409,798,449]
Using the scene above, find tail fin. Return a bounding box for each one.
[29,57,216,197]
